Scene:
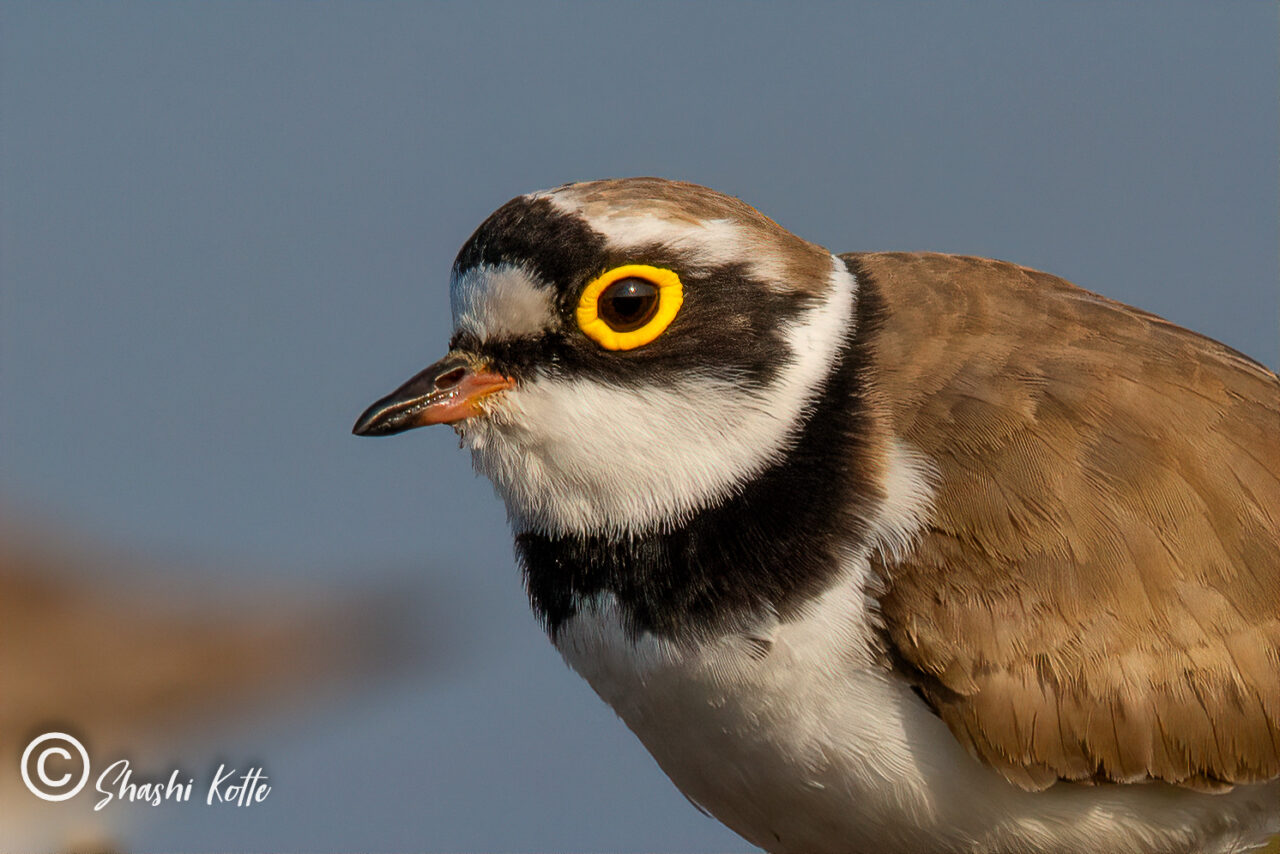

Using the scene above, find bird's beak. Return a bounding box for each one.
[352,353,515,437]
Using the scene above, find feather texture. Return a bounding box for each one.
[856,251,1280,790]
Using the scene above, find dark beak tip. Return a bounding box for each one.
[352,399,400,437]
[351,415,377,437]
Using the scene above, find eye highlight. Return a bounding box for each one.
[576,265,683,350]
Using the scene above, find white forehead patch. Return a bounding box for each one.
[451,263,558,341]
[537,192,793,288]
[461,254,857,536]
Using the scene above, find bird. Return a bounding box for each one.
[353,177,1280,853]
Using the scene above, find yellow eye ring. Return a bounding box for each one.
[575,264,684,351]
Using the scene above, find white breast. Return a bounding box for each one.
[553,557,1280,854]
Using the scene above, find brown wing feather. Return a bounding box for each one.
[850,252,1280,790]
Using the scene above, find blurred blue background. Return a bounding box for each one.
[1,2,1276,851]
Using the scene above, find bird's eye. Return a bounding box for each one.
[576,264,683,350]
[597,277,659,331]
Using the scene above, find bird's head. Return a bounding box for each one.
[354,178,856,538]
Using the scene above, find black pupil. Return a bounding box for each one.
[598,277,660,332]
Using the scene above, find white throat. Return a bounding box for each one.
[460,254,857,537]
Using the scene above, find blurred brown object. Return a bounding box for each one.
[0,510,427,851]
